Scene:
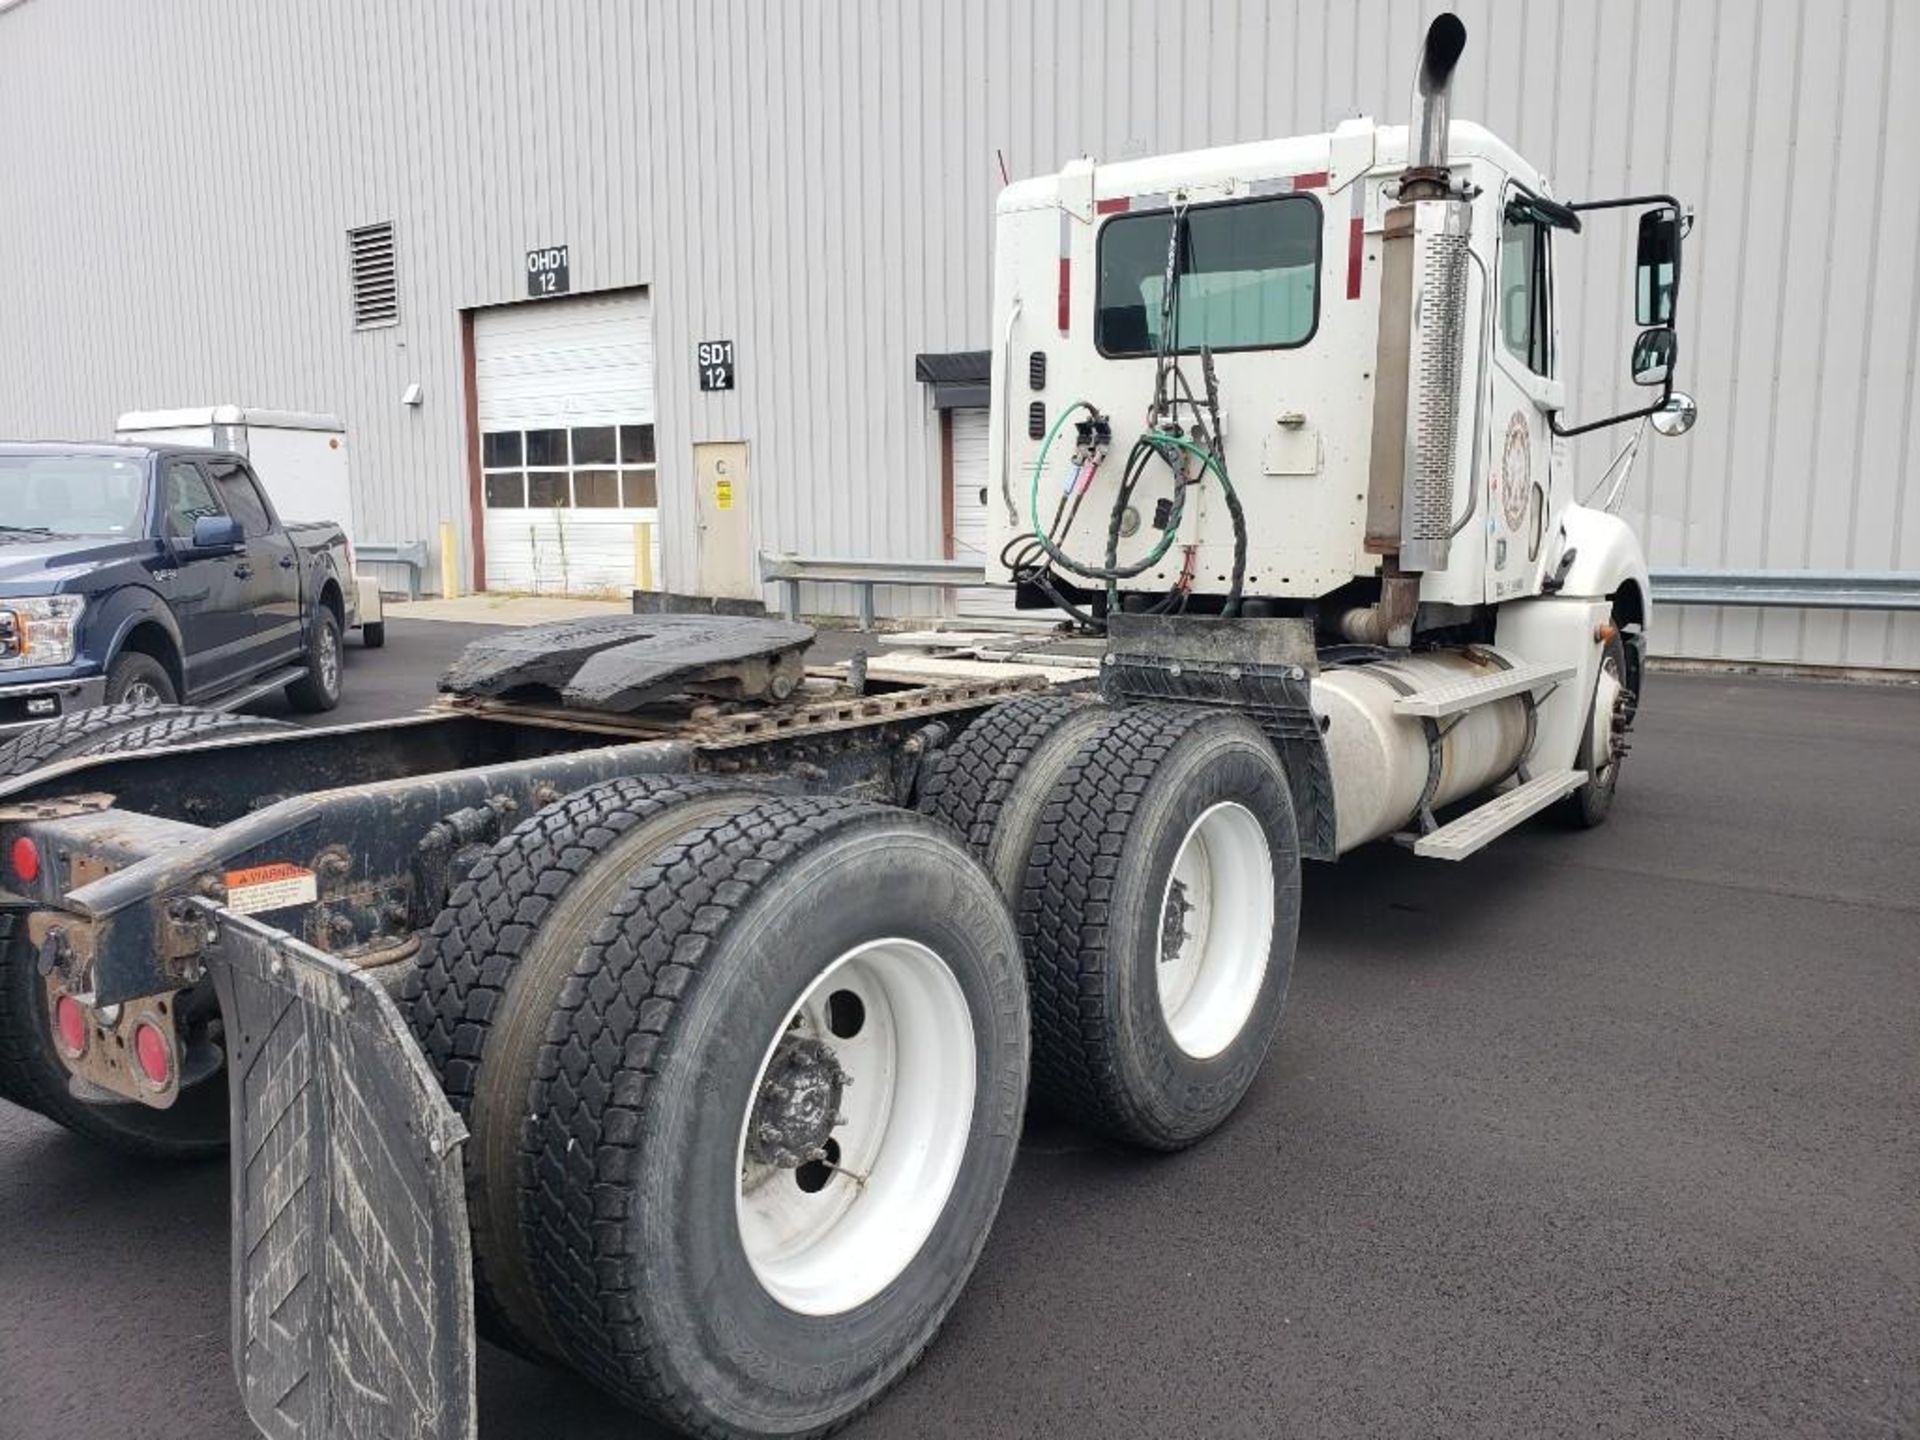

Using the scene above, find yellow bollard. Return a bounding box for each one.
[438,520,460,599]
[633,521,656,591]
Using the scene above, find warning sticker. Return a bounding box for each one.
[714,477,735,511]
[224,862,319,915]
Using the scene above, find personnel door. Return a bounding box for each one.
[1484,190,1562,600]
[156,460,256,695]
[207,459,303,666]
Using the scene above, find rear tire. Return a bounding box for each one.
[919,692,1108,896]
[0,915,228,1159]
[0,703,290,1144]
[401,775,769,1357]
[360,621,386,649]
[285,607,343,712]
[103,651,177,707]
[519,796,1029,1439]
[1018,705,1300,1150]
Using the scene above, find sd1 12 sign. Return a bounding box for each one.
[526,245,570,297]
[698,340,735,391]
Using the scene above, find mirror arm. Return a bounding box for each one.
[1547,381,1672,439]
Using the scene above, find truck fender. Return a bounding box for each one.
[1555,503,1651,689]
[95,586,187,685]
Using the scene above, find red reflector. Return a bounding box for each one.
[9,836,39,884]
[54,995,88,1058]
[134,1023,173,1088]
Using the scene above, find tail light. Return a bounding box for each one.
[8,836,39,885]
[133,1022,174,1089]
[53,995,89,1058]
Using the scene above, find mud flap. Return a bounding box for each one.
[202,903,476,1440]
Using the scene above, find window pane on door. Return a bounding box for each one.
[528,472,570,507]
[483,432,522,468]
[575,470,621,507]
[619,424,656,465]
[484,473,526,508]
[571,427,616,465]
[525,429,568,467]
[621,470,658,508]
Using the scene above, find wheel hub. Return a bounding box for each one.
[746,1035,848,1168]
[1160,879,1194,963]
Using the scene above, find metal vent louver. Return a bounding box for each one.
[348,222,399,329]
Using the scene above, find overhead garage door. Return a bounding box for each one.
[476,290,660,593]
[949,406,1016,616]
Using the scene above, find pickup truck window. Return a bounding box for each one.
[0,454,146,536]
[163,461,224,539]
[208,461,273,539]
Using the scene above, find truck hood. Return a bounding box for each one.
[0,534,154,596]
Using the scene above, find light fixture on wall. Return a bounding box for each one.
[400,382,424,407]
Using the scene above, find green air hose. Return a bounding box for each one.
[1026,400,1233,583]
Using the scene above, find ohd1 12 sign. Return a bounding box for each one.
[698,340,735,391]
[526,245,570,297]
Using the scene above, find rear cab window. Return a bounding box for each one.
[1095,193,1322,356]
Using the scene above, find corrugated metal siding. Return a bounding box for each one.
[0,0,1914,665]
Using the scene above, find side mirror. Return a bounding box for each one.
[1635,206,1681,326]
[189,515,245,553]
[1631,327,1675,387]
[1650,391,1698,438]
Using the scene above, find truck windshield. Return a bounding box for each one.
[0,455,147,537]
[1096,193,1321,356]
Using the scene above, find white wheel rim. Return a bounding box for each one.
[1589,652,1624,779]
[735,938,976,1316]
[1156,802,1274,1060]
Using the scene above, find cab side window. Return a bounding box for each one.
[1499,211,1553,378]
[163,461,225,540]
[209,461,273,539]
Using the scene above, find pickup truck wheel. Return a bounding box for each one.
[360,621,386,649]
[918,692,1107,896]
[0,702,292,780]
[401,775,768,1359]
[104,652,177,707]
[1018,705,1300,1150]
[284,607,343,712]
[520,797,1028,1439]
[0,916,228,1158]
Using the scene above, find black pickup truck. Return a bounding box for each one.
[0,442,355,731]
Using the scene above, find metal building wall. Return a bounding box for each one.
[0,0,1913,666]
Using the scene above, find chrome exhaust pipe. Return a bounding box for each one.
[1407,12,1467,192]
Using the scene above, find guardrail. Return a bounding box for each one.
[758,552,991,629]
[754,554,1920,626]
[1650,569,1920,611]
[356,540,431,601]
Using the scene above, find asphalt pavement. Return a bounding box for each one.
[1,623,1914,1439]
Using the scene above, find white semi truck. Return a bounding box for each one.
[0,14,1693,1440]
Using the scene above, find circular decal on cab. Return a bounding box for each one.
[1499,413,1532,533]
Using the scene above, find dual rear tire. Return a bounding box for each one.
[924,696,1301,1150]
[403,779,1028,1438]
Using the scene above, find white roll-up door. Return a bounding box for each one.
[949,406,1016,616]
[475,290,660,593]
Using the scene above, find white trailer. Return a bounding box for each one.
[115,406,387,646]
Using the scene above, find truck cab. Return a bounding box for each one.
[987,91,1692,698]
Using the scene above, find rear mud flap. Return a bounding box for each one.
[203,904,476,1440]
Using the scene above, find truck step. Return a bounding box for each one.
[1412,768,1587,860]
[1391,660,1574,719]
